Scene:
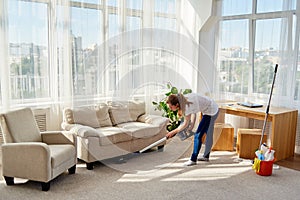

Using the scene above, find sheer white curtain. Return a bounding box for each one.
[0,0,200,117]
[213,0,297,105]
[51,0,201,119]
[52,0,200,109]
[0,0,9,111]
[0,0,50,111]
[213,0,300,152]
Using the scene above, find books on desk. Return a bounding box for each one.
[237,102,263,108]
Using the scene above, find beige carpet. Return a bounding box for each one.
[1,137,300,200]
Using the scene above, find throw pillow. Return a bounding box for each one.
[95,103,112,127]
[72,106,100,128]
[128,100,146,121]
[109,106,133,125]
[63,108,75,124]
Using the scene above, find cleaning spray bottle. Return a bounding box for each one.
[258,150,265,160]
[264,147,275,161]
[260,143,268,154]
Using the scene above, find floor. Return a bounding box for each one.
[276,153,300,171]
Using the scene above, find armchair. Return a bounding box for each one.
[0,108,77,191]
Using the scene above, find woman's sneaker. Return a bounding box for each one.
[197,157,209,161]
[183,160,197,166]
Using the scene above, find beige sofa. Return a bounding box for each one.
[61,100,169,170]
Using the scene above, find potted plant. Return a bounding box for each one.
[152,82,192,131]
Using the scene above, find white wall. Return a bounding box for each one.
[188,0,213,25]
[187,0,216,95]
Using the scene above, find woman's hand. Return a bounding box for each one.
[166,114,192,139]
[166,130,176,139]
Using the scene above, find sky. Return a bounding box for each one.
[7,0,297,51]
[7,0,173,48]
[221,0,296,50]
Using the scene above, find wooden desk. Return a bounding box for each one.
[218,103,298,161]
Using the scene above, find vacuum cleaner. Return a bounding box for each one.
[139,126,194,153]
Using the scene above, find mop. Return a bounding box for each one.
[253,64,278,175]
[259,64,278,149]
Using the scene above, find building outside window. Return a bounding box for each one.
[215,0,297,100]
[8,1,49,101]
[2,0,191,107]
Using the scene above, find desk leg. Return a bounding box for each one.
[271,110,298,161]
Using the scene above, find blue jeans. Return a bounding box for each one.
[190,110,219,162]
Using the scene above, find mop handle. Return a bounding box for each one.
[259,64,278,149]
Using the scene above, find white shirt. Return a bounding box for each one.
[184,93,219,116]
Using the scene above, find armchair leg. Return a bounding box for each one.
[4,176,14,185]
[41,182,50,191]
[86,162,94,170]
[68,165,76,174]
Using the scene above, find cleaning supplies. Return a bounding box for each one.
[264,147,275,161]
[253,144,275,176]
[260,143,268,155]
[257,150,265,160]
[255,143,275,161]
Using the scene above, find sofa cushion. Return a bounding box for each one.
[95,103,112,127]
[68,107,100,128]
[117,122,161,139]
[98,127,132,146]
[49,144,76,168]
[70,125,132,145]
[107,100,146,125]
[138,114,169,127]
[128,101,146,121]
[109,106,133,125]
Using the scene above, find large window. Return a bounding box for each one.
[8,0,49,100]
[254,18,287,94]
[1,0,199,109]
[71,4,103,96]
[218,19,249,94]
[154,0,177,30]
[221,0,252,16]
[216,0,297,100]
[256,0,296,13]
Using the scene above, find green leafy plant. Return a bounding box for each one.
[152,82,192,131]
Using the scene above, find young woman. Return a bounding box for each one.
[166,93,219,166]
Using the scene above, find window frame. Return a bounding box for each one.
[216,0,297,100]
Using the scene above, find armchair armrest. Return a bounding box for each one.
[2,142,51,181]
[41,131,76,145]
[137,114,169,127]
